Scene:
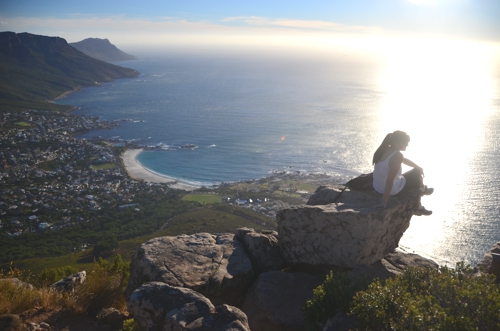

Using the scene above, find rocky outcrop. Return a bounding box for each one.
[50,271,86,292]
[476,241,500,282]
[127,281,250,331]
[350,251,439,282]
[125,233,254,306]
[125,176,441,331]
[277,185,421,267]
[476,242,500,272]
[235,228,286,273]
[240,271,322,331]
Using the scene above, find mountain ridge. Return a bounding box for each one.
[70,38,137,63]
[0,31,140,112]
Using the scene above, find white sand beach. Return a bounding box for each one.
[121,149,199,191]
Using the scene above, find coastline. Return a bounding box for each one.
[121,149,199,191]
[53,86,83,101]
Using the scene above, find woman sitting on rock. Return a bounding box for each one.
[372,130,434,215]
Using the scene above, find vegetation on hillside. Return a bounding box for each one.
[0,255,129,316]
[0,31,139,112]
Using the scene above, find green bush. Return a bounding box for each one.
[37,266,79,286]
[350,262,500,331]
[121,318,139,331]
[302,271,370,331]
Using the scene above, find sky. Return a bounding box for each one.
[1,0,500,53]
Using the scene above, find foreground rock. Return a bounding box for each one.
[126,233,254,306]
[277,185,421,267]
[241,271,322,331]
[128,282,250,331]
[235,228,286,273]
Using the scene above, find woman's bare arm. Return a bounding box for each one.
[402,158,423,174]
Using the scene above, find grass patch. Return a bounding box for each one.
[181,193,222,204]
[0,256,129,316]
[14,121,32,127]
[92,162,116,170]
[2,251,95,277]
[296,183,320,193]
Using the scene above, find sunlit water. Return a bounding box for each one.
[58,43,500,267]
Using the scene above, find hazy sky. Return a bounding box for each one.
[1,0,500,51]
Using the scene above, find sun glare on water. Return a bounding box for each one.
[375,38,499,264]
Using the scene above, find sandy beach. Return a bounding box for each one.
[121,149,199,191]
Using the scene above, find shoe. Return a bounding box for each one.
[421,185,434,196]
[414,207,432,216]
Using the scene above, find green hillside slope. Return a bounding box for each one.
[0,31,139,112]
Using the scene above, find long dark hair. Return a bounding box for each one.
[372,131,410,165]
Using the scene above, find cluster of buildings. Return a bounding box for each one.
[223,196,291,218]
[0,110,171,237]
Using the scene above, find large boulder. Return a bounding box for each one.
[240,270,322,331]
[277,184,421,267]
[127,282,250,331]
[235,228,286,273]
[350,251,439,282]
[126,233,254,306]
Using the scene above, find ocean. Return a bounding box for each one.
[57,46,500,267]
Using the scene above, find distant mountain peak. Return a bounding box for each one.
[70,38,137,63]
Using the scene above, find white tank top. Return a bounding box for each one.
[373,151,406,195]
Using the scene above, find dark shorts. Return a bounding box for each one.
[398,168,423,193]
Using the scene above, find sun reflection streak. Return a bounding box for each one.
[374,38,499,264]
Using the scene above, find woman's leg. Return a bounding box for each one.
[402,168,423,190]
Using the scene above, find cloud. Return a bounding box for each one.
[221,16,382,34]
[0,14,385,51]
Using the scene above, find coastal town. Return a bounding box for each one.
[0,109,329,241]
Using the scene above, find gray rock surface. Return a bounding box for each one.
[476,241,500,272]
[235,228,286,273]
[128,282,250,331]
[49,270,86,292]
[126,233,254,306]
[277,185,421,267]
[196,304,251,331]
[241,270,322,331]
[350,251,439,282]
[128,281,215,331]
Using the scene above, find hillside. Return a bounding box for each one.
[0,31,140,112]
[70,38,137,63]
